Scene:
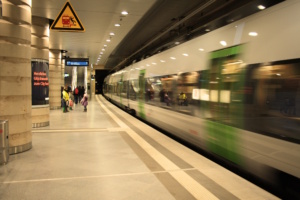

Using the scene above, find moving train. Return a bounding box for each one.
[103,1,300,197]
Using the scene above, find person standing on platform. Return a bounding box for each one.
[80,93,88,112]
[68,89,74,110]
[62,86,69,113]
[79,86,84,102]
[74,86,79,104]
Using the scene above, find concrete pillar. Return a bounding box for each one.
[49,50,62,110]
[61,58,65,87]
[72,67,77,90]
[31,16,50,127]
[0,0,32,154]
[84,67,87,93]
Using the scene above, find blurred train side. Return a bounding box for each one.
[103,0,300,196]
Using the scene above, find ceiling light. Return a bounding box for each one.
[258,5,265,10]
[182,53,188,57]
[106,39,111,42]
[110,32,115,36]
[115,23,121,27]
[104,45,107,47]
[249,32,258,36]
[205,29,210,32]
[220,41,227,46]
[199,48,204,51]
[175,42,180,45]
[121,11,128,15]
[100,52,103,54]
[160,60,166,63]
[152,63,157,65]
[170,57,176,60]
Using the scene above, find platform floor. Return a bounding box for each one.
[0,95,279,200]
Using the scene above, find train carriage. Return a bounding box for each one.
[103,1,300,197]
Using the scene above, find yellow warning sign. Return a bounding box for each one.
[50,1,85,32]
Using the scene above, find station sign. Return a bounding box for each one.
[50,1,85,32]
[66,58,89,66]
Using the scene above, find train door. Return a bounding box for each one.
[204,45,246,165]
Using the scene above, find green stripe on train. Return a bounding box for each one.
[210,45,242,59]
[205,44,245,165]
[206,121,241,164]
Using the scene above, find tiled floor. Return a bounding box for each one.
[0,95,279,200]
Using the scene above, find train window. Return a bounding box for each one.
[158,75,177,107]
[145,79,155,103]
[244,60,300,143]
[131,79,139,93]
[129,80,137,100]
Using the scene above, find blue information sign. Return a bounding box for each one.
[66,58,89,66]
[66,61,89,66]
[66,58,89,67]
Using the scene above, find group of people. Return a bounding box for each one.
[159,89,188,106]
[62,85,88,113]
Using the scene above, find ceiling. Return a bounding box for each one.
[32,0,157,66]
[32,0,284,72]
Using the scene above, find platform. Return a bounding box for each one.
[0,95,279,200]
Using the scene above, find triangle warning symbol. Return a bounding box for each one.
[50,1,85,32]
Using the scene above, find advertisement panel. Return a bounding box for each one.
[32,60,49,105]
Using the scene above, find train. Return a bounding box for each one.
[103,0,300,197]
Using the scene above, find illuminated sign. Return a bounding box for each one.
[66,58,89,66]
[33,72,49,86]
[32,60,49,105]
[66,61,89,66]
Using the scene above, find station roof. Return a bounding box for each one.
[32,0,284,72]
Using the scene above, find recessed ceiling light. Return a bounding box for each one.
[175,42,180,45]
[102,49,105,51]
[104,45,107,47]
[199,48,204,51]
[220,41,227,46]
[121,11,128,15]
[170,57,176,60]
[110,32,115,36]
[182,53,188,57]
[115,24,120,27]
[160,60,166,63]
[106,39,111,42]
[258,5,265,10]
[249,32,258,36]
